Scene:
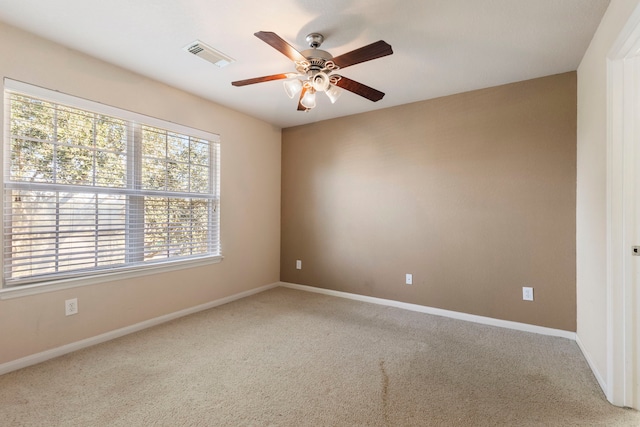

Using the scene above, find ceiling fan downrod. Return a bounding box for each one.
[305,33,324,49]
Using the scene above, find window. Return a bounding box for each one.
[3,80,220,288]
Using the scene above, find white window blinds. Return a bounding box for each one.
[3,80,221,287]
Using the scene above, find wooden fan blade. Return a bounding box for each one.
[255,31,307,62]
[232,73,295,87]
[332,40,393,69]
[297,86,309,111]
[334,76,385,102]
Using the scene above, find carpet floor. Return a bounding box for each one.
[1,286,638,426]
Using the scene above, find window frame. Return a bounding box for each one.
[1,79,222,299]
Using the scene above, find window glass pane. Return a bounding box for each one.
[10,138,55,183]
[10,95,54,141]
[142,126,166,159]
[168,133,190,163]
[56,146,94,185]
[167,161,190,192]
[56,105,94,146]
[95,152,126,188]
[142,197,212,260]
[95,117,126,153]
[7,191,58,279]
[4,190,128,282]
[190,199,210,252]
[10,94,56,184]
[168,198,188,255]
[143,197,169,261]
[96,194,127,266]
[191,140,209,166]
[142,158,166,190]
[190,165,209,193]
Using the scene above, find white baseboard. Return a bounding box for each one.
[279,282,577,340]
[575,333,607,394]
[0,282,279,376]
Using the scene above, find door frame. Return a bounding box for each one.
[606,3,640,408]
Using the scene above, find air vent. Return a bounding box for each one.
[184,40,234,68]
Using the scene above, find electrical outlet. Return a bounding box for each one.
[406,273,413,285]
[522,287,534,301]
[296,260,302,270]
[65,298,78,316]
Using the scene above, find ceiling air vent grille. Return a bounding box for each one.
[184,40,234,68]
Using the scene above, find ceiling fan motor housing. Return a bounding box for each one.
[300,49,334,71]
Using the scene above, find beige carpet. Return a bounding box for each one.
[1,287,638,426]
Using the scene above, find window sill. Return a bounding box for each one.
[0,255,223,300]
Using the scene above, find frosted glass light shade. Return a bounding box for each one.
[325,85,342,104]
[300,89,317,109]
[283,79,303,99]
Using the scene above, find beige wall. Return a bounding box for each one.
[0,22,281,364]
[282,73,577,331]
[576,0,640,390]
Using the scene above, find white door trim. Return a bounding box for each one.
[606,3,640,408]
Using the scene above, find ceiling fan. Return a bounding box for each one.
[231,31,393,112]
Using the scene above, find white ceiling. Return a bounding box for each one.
[0,0,610,129]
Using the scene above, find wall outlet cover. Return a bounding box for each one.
[65,298,78,316]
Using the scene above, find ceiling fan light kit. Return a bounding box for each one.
[232,31,393,112]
